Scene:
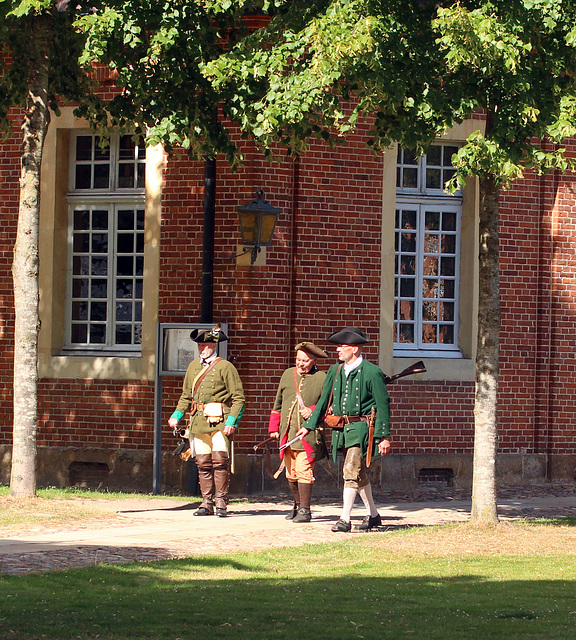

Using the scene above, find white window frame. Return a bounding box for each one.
[64,131,146,354]
[394,144,463,358]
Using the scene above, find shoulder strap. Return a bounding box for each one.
[326,363,344,414]
[191,357,222,397]
[292,367,306,410]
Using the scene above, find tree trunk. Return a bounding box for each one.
[10,13,52,498]
[470,169,501,523]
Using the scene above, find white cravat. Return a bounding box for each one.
[344,355,363,377]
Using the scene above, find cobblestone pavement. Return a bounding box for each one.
[1,484,576,576]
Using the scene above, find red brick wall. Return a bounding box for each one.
[2,107,576,482]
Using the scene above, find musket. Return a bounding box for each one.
[253,436,276,451]
[365,361,426,467]
[384,360,426,385]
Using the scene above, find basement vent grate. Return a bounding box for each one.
[69,461,110,489]
[418,467,454,487]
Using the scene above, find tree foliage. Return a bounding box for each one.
[206,0,576,182]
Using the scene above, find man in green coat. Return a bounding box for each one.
[168,324,244,517]
[268,342,328,523]
[297,327,391,532]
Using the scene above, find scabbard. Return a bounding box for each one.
[366,407,376,468]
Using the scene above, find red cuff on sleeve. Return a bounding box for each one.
[268,410,281,433]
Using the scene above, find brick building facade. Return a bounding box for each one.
[1,102,575,495]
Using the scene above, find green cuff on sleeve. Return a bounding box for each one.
[170,410,184,422]
[224,415,237,427]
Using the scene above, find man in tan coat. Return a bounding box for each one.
[268,342,328,523]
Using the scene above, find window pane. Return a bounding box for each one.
[443,146,459,166]
[75,165,91,190]
[72,301,88,321]
[398,324,414,343]
[90,324,106,344]
[439,325,454,343]
[423,279,437,298]
[427,145,441,166]
[73,232,90,252]
[71,324,88,343]
[442,211,457,231]
[118,164,134,189]
[72,278,89,297]
[440,256,456,277]
[116,279,133,298]
[440,301,454,321]
[422,324,437,343]
[426,168,441,190]
[90,301,107,321]
[118,210,135,230]
[117,234,134,253]
[137,163,145,189]
[93,164,110,189]
[398,299,414,321]
[91,234,108,253]
[135,256,144,276]
[91,279,107,298]
[117,256,133,276]
[74,210,90,230]
[75,136,93,161]
[93,138,110,161]
[400,278,415,298]
[92,210,108,230]
[402,168,417,188]
[116,301,133,321]
[440,279,455,298]
[423,301,437,321]
[403,148,418,165]
[115,325,132,344]
[425,211,440,231]
[400,255,415,276]
[91,257,108,275]
[423,256,438,276]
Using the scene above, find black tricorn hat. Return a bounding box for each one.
[326,327,369,345]
[190,323,228,343]
[294,342,329,358]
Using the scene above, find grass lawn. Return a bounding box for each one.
[2,517,576,639]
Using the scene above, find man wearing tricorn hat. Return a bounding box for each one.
[168,324,244,517]
[297,327,390,532]
[268,342,328,523]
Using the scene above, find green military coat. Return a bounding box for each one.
[173,358,245,435]
[270,366,326,461]
[304,358,390,462]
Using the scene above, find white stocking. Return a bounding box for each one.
[341,487,358,522]
[358,483,379,517]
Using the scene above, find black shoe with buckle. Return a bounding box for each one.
[355,514,382,531]
[285,504,299,520]
[215,507,228,518]
[331,519,352,532]
[194,506,214,516]
[292,507,311,523]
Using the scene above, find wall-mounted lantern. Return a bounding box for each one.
[237,189,281,264]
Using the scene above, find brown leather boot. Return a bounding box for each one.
[292,482,313,523]
[286,480,300,519]
[212,450,230,517]
[194,453,214,515]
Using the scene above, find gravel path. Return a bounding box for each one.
[2,484,576,576]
